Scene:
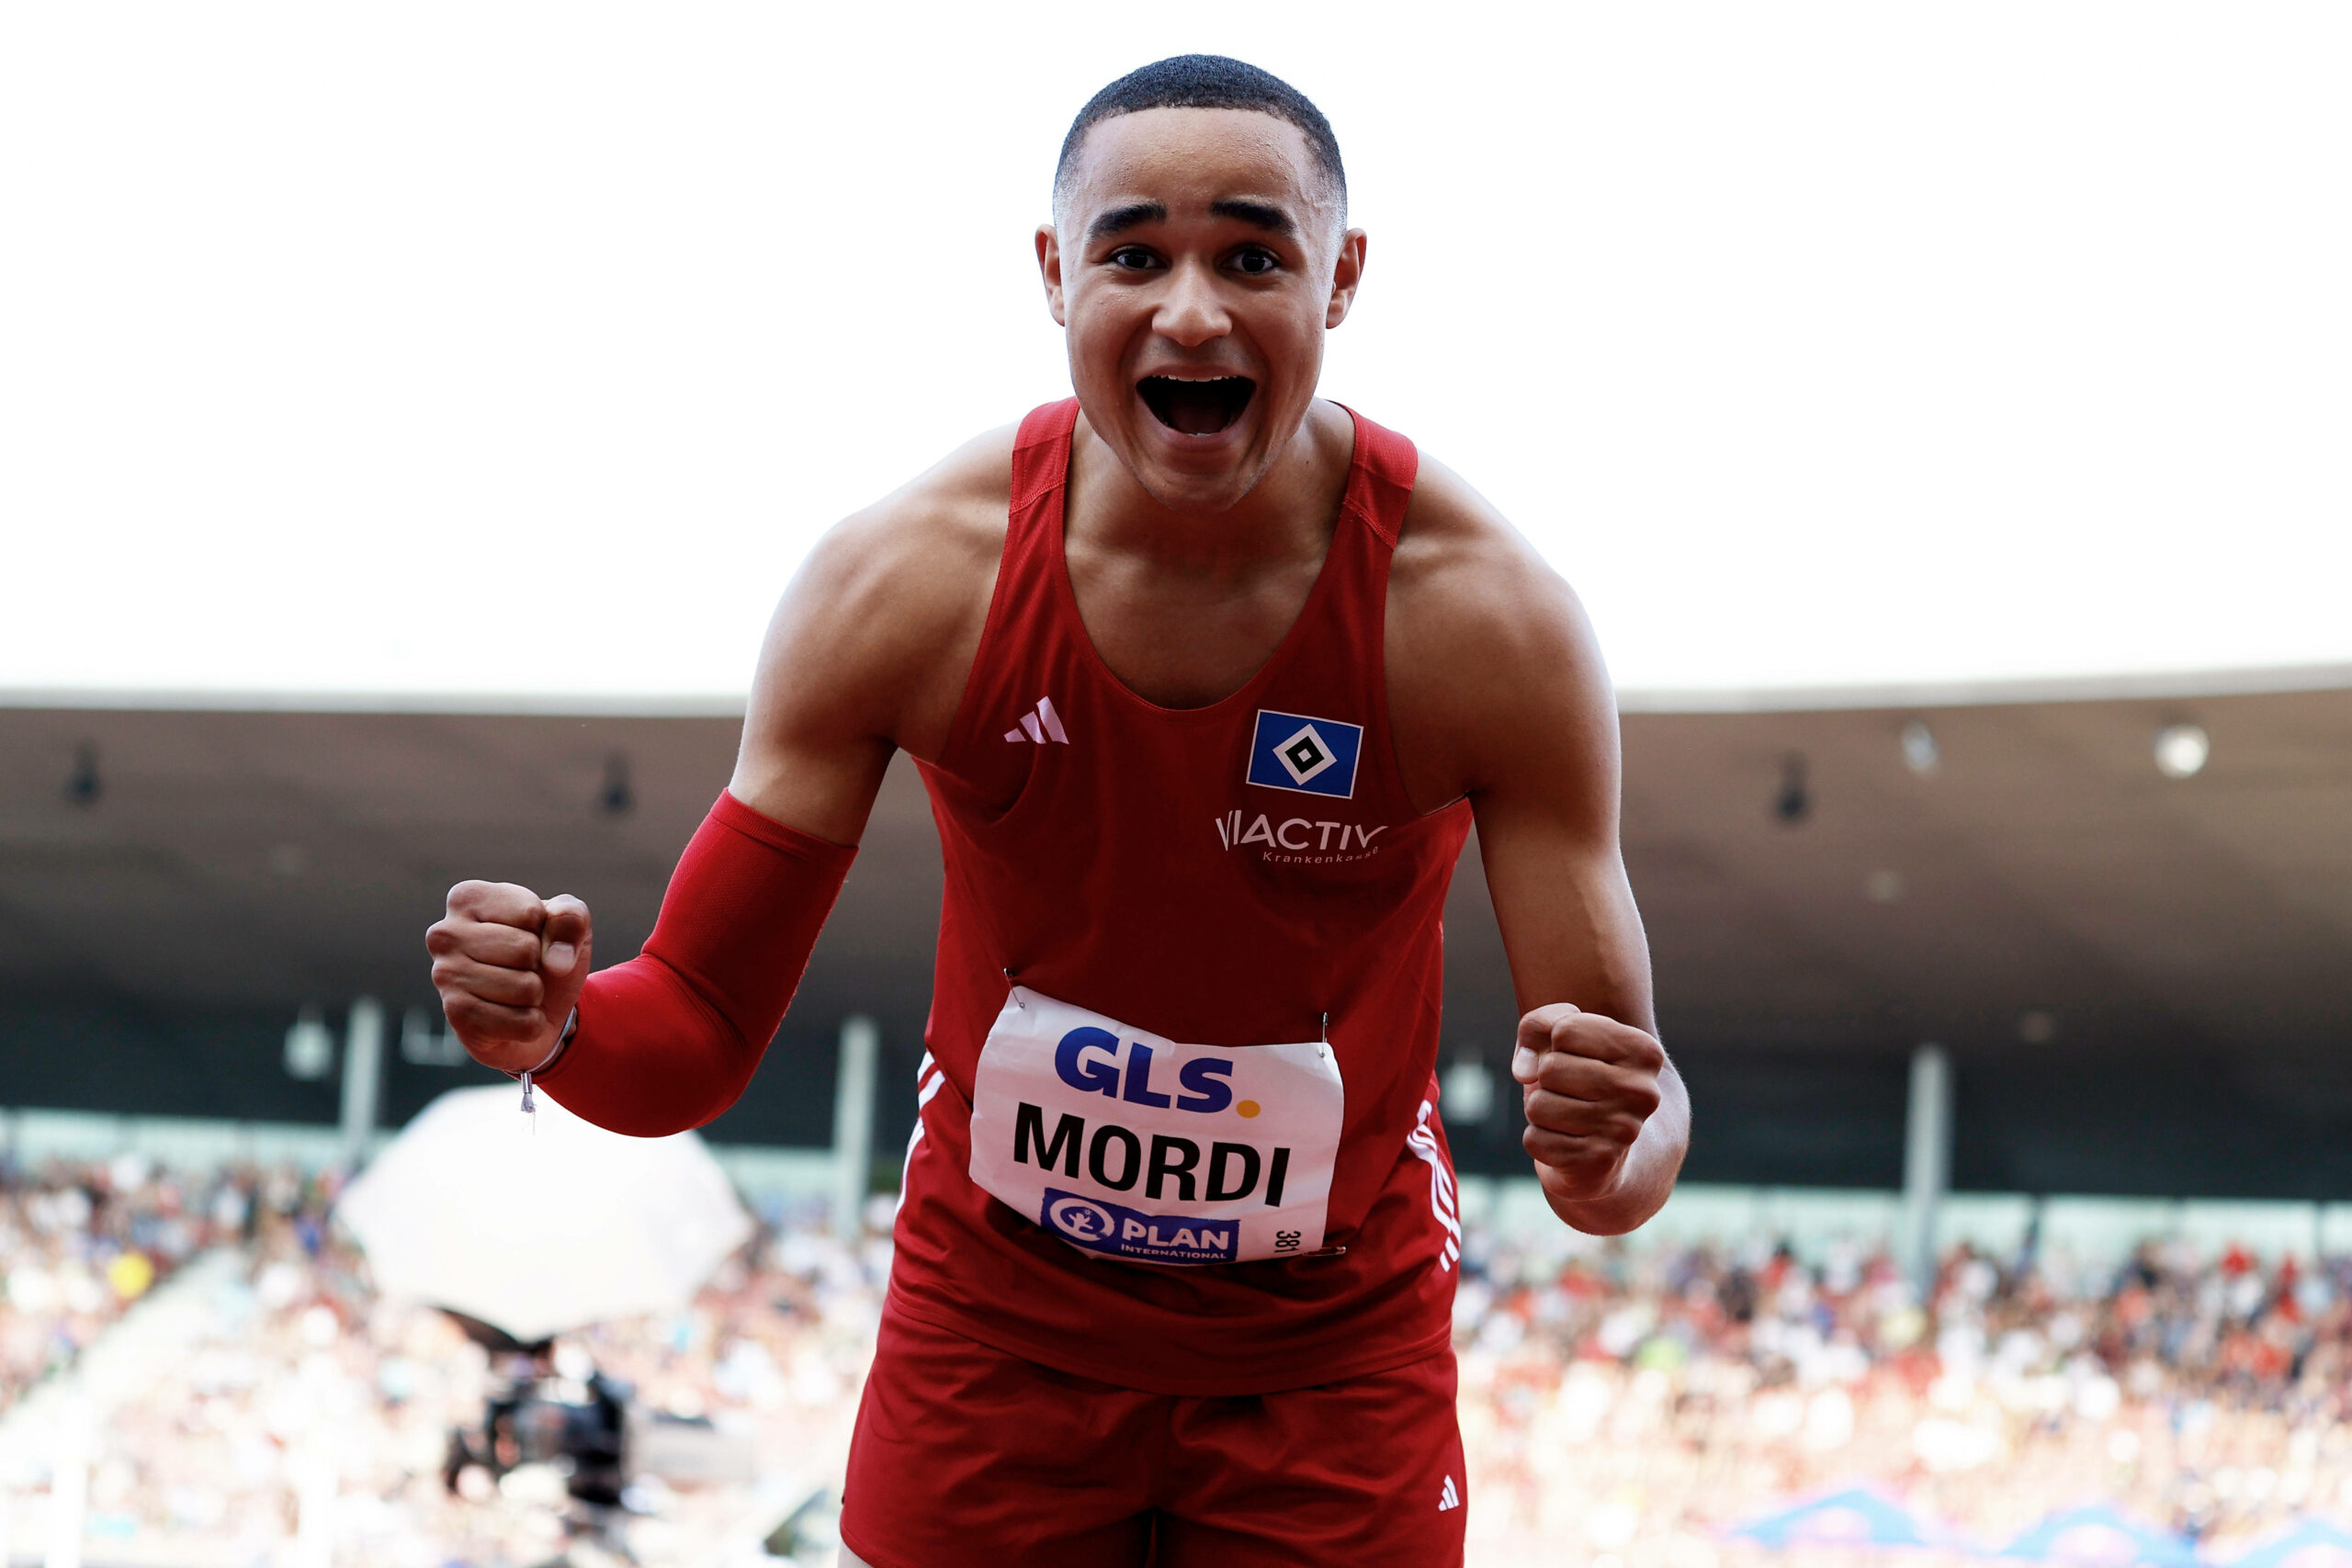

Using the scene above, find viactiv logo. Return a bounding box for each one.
[1214,812,1387,854]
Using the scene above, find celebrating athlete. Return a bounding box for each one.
[427,54,1688,1567]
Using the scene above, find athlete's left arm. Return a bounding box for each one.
[1387,460,1690,1236]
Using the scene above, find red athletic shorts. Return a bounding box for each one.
[841,1303,1468,1567]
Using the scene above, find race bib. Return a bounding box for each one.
[968,988,1345,1266]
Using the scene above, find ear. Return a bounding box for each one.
[1036,225,1067,327]
[1325,229,1367,330]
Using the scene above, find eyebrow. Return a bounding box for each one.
[1088,201,1167,240]
[1084,197,1301,242]
[1209,198,1296,237]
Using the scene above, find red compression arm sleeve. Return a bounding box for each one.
[537,790,855,1136]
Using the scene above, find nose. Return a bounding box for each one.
[1152,256,1231,349]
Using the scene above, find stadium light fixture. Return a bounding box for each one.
[401,1006,469,1066]
[1901,720,1939,775]
[284,1008,334,1080]
[599,752,635,817]
[1774,754,1810,825]
[64,742,101,807]
[1441,1060,1496,1124]
[2154,723,2210,780]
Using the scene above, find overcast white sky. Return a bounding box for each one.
[3,4,2346,703]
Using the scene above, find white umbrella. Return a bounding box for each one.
[337,1086,754,1342]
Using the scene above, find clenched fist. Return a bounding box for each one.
[425,881,594,1074]
[1510,1002,1667,1207]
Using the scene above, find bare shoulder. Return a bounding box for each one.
[748,423,1017,768]
[1389,457,1573,632]
[797,423,1017,634]
[1385,454,1617,807]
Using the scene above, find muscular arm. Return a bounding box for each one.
[428,431,1010,1134]
[1388,460,1689,1235]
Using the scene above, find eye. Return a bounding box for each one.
[1229,247,1281,277]
[1109,246,1160,271]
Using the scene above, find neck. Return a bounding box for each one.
[1066,400,1353,575]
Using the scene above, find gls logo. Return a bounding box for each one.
[1054,1026,1239,1114]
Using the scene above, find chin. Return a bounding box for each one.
[1132,463,1266,516]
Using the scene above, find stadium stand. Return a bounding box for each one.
[3,676,2349,1195]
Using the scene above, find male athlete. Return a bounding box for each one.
[428,55,1688,1566]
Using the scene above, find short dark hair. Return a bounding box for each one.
[1055,55,1347,219]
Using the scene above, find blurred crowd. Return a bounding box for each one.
[0,1156,880,1567]
[8,1155,2352,1567]
[1452,1226,2352,1565]
[0,1153,269,1413]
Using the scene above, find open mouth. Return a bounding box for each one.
[1137,376,1256,437]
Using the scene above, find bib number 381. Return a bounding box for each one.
[968,988,1344,1266]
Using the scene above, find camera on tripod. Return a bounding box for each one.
[440,1313,629,1507]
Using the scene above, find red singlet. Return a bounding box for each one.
[888,399,1473,1395]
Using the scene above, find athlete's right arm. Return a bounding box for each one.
[425,431,1013,1134]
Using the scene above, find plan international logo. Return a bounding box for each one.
[1245,710,1363,799]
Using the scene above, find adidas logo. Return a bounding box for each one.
[1438,1474,1460,1512]
[1003,696,1069,744]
